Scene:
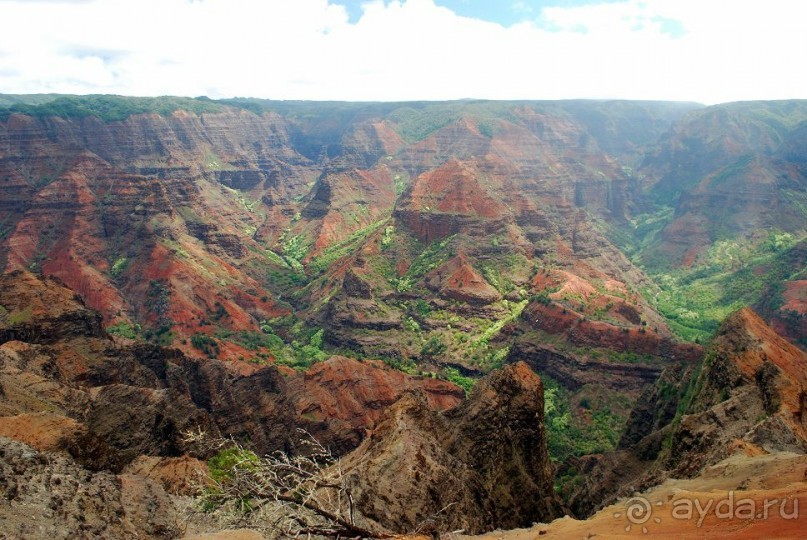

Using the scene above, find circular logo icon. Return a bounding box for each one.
[614,496,663,534]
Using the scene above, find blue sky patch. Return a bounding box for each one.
[336,0,627,26]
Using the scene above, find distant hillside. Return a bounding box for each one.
[0,97,802,436]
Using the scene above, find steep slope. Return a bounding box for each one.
[0,271,567,538]
[563,307,807,517]
[337,362,565,535]
[0,270,463,463]
[316,104,681,374]
[0,437,181,539]
[1,96,703,368]
[469,308,807,540]
[607,100,807,344]
[0,105,315,360]
[666,308,807,475]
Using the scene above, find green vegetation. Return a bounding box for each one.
[411,299,432,317]
[389,235,454,293]
[608,198,805,343]
[544,377,625,462]
[239,321,329,370]
[280,232,310,264]
[470,300,527,351]
[208,446,260,484]
[264,250,289,268]
[107,321,141,339]
[480,346,510,370]
[4,307,32,325]
[144,279,173,346]
[605,206,675,259]
[420,336,447,359]
[530,290,552,306]
[643,232,804,342]
[109,257,129,278]
[443,367,476,394]
[380,225,395,249]
[191,333,220,358]
[386,101,517,143]
[477,121,494,138]
[309,220,386,274]
[402,316,421,333]
[144,325,174,346]
[393,175,407,196]
[383,356,419,375]
[388,106,463,143]
[177,206,205,225]
[0,95,226,122]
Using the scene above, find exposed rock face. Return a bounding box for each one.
[342,268,373,299]
[521,301,702,363]
[565,307,807,517]
[0,269,105,344]
[425,254,502,305]
[755,239,807,347]
[0,270,463,464]
[0,109,308,357]
[122,455,209,496]
[2,98,802,364]
[287,356,464,454]
[0,437,180,539]
[511,340,665,391]
[395,158,512,243]
[640,102,807,267]
[666,308,807,476]
[339,362,565,535]
[0,411,123,473]
[0,269,563,538]
[0,99,703,363]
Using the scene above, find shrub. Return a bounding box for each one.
[208,447,260,484]
[107,321,141,339]
[191,333,219,358]
[530,291,552,305]
[443,367,476,394]
[420,336,447,359]
[5,307,32,325]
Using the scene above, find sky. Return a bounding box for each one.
[0,0,806,104]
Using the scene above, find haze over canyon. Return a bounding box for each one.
[0,94,805,538]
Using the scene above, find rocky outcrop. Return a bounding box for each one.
[338,362,565,535]
[566,307,807,517]
[755,240,807,347]
[122,455,209,496]
[665,308,807,476]
[0,437,180,539]
[287,356,464,454]
[510,340,665,391]
[0,270,467,463]
[425,254,502,305]
[521,301,702,362]
[394,158,512,243]
[342,268,373,299]
[0,270,105,344]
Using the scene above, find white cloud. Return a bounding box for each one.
[0,0,805,103]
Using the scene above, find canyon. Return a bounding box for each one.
[0,95,805,538]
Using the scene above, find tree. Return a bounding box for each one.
[183,428,390,539]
